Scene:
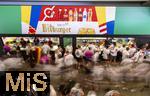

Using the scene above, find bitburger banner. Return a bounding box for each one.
[21,6,116,35]
[0,6,150,35]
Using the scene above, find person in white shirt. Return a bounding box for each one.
[64,51,75,67]
[102,46,110,61]
[129,44,136,58]
[81,43,88,52]
[132,48,145,63]
[75,46,83,59]
[110,47,118,63]
[118,44,126,53]
[55,50,64,67]
[93,50,100,64]
[55,48,62,59]
[88,42,96,52]
[41,42,50,55]
[75,45,83,69]
[122,47,130,60]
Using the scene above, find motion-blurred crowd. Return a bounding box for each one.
[50,81,123,96]
[2,37,150,67]
[1,37,150,96]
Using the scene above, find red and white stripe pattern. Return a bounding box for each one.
[99,23,107,34]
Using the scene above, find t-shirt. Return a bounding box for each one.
[64,54,74,66]
[75,49,83,58]
[110,48,118,56]
[41,44,50,54]
[3,45,11,53]
[81,46,88,52]
[103,48,110,60]
[129,47,136,57]
[84,50,94,59]
[93,52,100,62]
[132,50,144,63]
[88,44,96,51]
[122,50,129,59]
[118,47,126,53]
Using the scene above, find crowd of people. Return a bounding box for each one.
[1,37,150,96]
[50,81,124,96]
[75,41,149,65]
[2,37,150,68]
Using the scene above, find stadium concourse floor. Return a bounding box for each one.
[0,56,150,96]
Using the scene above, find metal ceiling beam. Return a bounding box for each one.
[0,2,142,6]
[49,0,149,1]
[0,0,149,6]
[0,0,148,1]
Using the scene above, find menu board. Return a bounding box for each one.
[21,6,116,35]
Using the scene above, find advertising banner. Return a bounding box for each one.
[21,6,116,35]
[0,6,150,35]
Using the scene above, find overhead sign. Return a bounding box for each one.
[22,6,116,35]
[0,6,150,35]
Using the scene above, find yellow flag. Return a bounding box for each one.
[21,6,31,24]
[95,7,106,25]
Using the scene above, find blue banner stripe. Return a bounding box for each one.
[30,5,41,29]
[106,21,114,35]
